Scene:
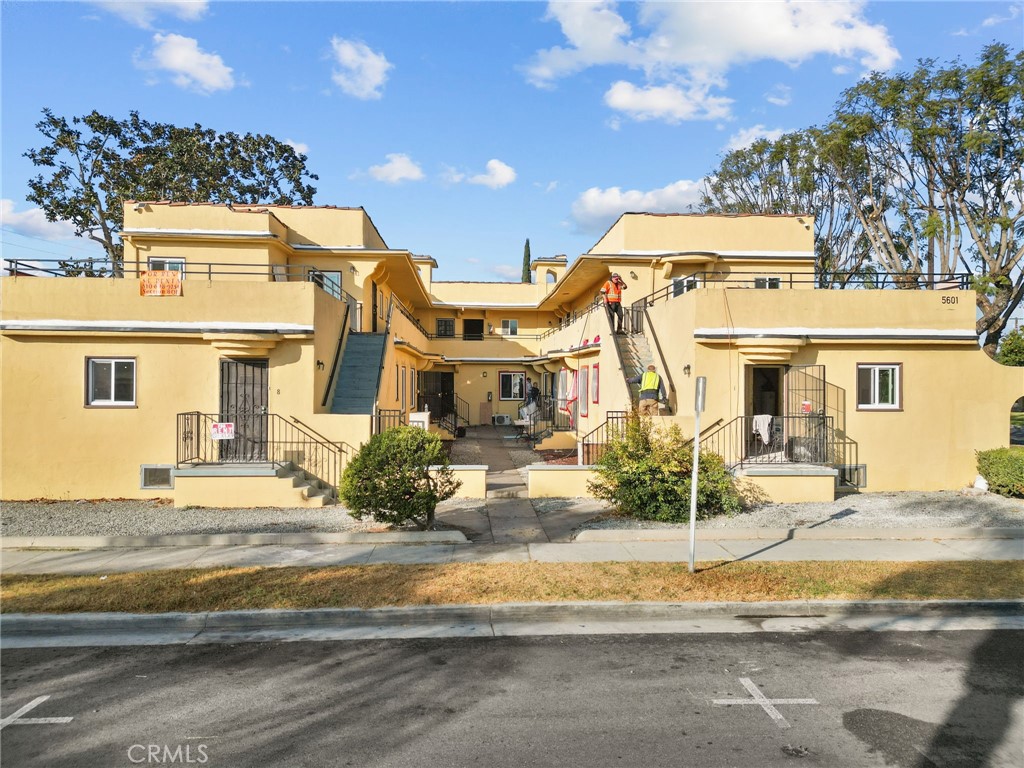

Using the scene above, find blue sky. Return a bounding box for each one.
[2,0,1022,282]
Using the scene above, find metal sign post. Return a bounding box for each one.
[688,376,707,574]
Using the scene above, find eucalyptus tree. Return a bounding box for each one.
[701,129,874,287]
[24,109,318,276]
[822,44,1023,354]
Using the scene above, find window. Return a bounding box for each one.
[501,319,519,336]
[857,364,901,410]
[592,363,600,404]
[436,318,455,337]
[463,319,484,341]
[754,277,782,289]
[579,366,589,417]
[672,277,697,297]
[148,258,185,275]
[87,358,136,406]
[402,365,407,411]
[140,465,174,489]
[499,371,525,400]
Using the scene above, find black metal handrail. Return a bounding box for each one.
[698,414,836,470]
[321,302,351,408]
[579,411,628,465]
[538,299,604,340]
[392,297,432,340]
[629,269,974,314]
[176,411,342,497]
[538,394,576,432]
[373,408,406,435]
[455,394,470,426]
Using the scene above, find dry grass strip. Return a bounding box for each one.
[2,561,1022,614]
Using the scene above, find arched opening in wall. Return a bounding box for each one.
[1011,396,1024,446]
[545,270,556,284]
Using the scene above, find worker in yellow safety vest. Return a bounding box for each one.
[627,364,667,417]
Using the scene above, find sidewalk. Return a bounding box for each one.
[2,528,1021,575]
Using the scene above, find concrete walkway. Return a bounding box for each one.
[2,528,1021,575]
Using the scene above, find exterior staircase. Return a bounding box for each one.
[614,333,655,400]
[173,462,336,508]
[331,333,387,414]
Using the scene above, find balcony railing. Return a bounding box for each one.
[698,414,836,470]
[176,411,343,497]
[579,410,628,465]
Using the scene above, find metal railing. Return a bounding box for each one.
[629,269,974,314]
[373,408,406,435]
[539,395,576,431]
[578,411,628,465]
[321,302,351,408]
[698,414,836,470]
[176,411,342,497]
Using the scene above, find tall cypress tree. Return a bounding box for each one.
[522,238,532,283]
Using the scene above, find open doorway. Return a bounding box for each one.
[1012,396,1023,446]
[749,366,782,416]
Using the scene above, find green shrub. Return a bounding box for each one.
[341,427,461,529]
[587,416,742,521]
[977,447,1024,498]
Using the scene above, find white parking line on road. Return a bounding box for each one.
[0,695,73,730]
[712,677,818,729]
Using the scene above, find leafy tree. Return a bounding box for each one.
[340,427,460,530]
[522,238,532,283]
[996,327,1024,366]
[701,129,874,287]
[822,44,1024,354]
[24,108,318,276]
[587,415,742,522]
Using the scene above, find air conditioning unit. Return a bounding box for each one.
[492,414,512,426]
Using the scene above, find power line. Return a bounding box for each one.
[0,227,104,254]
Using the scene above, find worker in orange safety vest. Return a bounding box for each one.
[600,272,628,333]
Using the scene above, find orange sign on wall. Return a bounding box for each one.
[140,270,182,296]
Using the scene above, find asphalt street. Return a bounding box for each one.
[2,631,1021,768]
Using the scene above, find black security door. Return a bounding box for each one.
[219,359,269,461]
[784,365,827,463]
[371,281,379,333]
[419,371,455,419]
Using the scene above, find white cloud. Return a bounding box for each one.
[465,257,481,264]
[604,80,732,122]
[330,37,392,100]
[0,200,78,240]
[366,154,424,184]
[832,64,851,75]
[570,179,704,235]
[285,139,309,155]
[535,181,559,193]
[491,264,521,279]
[528,0,899,123]
[136,33,235,94]
[440,165,466,185]
[468,159,517,189]
[725,125,786,152]
[764,84,792,107]
[982,4,1020,27]
[92,0,207,29]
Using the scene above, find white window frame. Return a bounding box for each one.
[148,257,185,276]
[754,276,782,289]
[672,277,697,297]
[499,371,525,401]
[87,357,136,406]
[501,319,519,336]
[857,363,901,410]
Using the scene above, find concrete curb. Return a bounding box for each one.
[0,531,469,549]
[573,527,1024,542]
[4,599,1021,636]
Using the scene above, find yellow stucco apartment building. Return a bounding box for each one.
[2,202,1020,507]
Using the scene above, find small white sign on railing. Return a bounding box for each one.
[211,422,235,440]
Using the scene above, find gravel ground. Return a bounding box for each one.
[0,500,379,537]
[2,490,1020,538]
[569,490,1024,531]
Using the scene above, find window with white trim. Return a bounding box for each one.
[672,277,697,297]
[499,371,525,401]
[87,358,136,406]
[501,319,519,336]
[148,258,185,277]
[857,364,901,410]
[754,277,782,289]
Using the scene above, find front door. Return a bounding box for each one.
[219,359,269,461]
[370,280,378,333]
[784,364,828,463]
[419,371,455,419]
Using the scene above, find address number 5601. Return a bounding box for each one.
[941,295,958,305]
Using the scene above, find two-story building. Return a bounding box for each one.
[2,202,1020,506]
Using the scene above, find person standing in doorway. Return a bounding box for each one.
[601,272,628,334]
[628,364,667,417]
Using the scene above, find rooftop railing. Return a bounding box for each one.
[3,257,358,306]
